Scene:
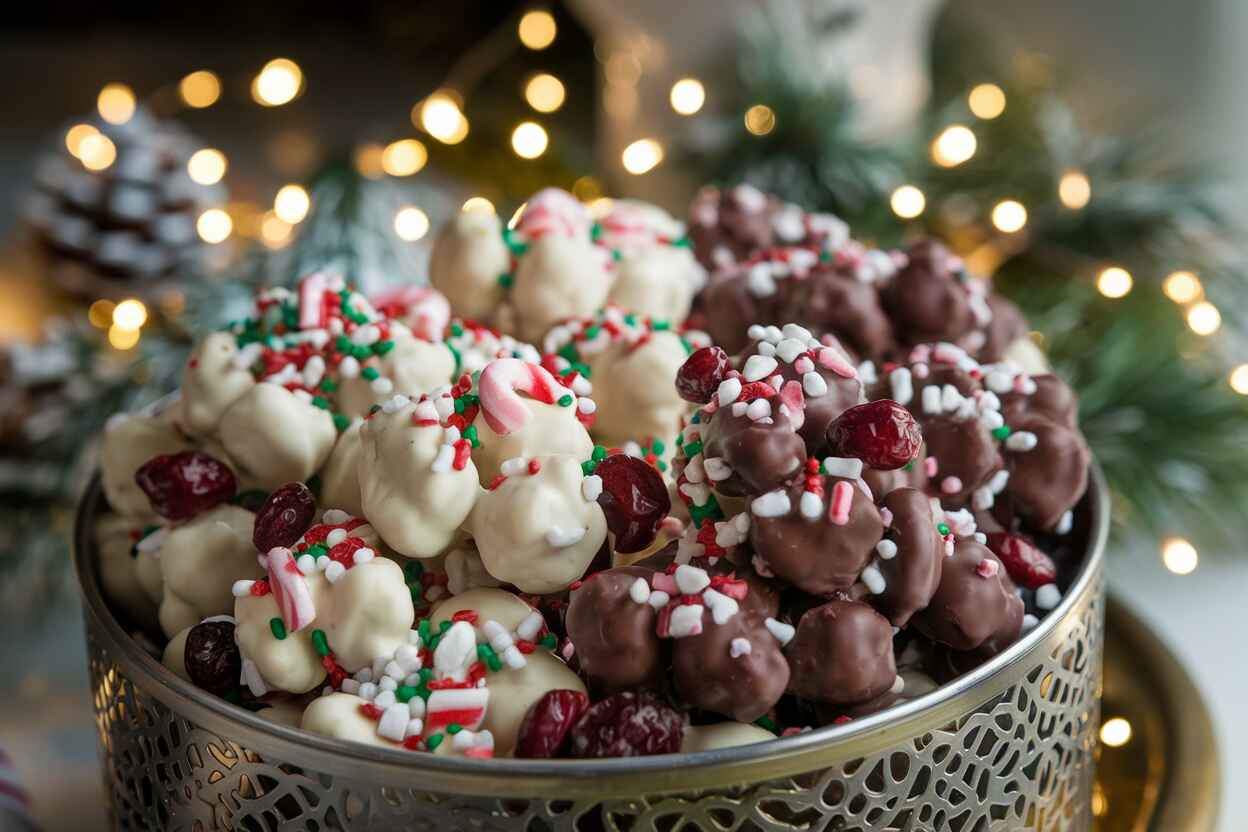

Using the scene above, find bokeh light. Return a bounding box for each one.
[88,299,116,329]
[932,124,977,167]
[78,134,117,171]
[1162,271,1202,304]
[1187,301,1221,335]
[179,71,221,108]
[1099,717,1133,747]
[381,139,428,176]
[1059,171,1092,209]
[511,121,549,159]
[187,149,227,185]
[252,59,303,106]
[417,92,469,144]
[1229,364,1248,395]
[890,185,926,219]
[394,206,431,242]
[65,124,98,158]
[196,208,233,243]
[112,299,147,330]
[108,324,141,350]
[353,143,386,179]
[1161,537,1198,575]
[525,73,566,113]
[991,200,1028,233]
[621,138,664,175]
[670,78,706,115]
[1096,267,1133,298]
[518,10,557,50]
[744,104,776,136]
[98,83,136,125]
[260,211,294,249]
[968,83,1006,119]
[462,197,495,214]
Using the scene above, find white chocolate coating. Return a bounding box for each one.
[335,327,455,419]
[319,418,365,517]
[235,586,325,694]
[100,412,193,518]
[471,399,593,484]
[443,541,503,596]
[586,331,690,449]
[178,332,256,437]
[94,513,160,629]
[302,692,394,748]
[480,651,585,757]
[1003,337,1051,376]
[359,399,480,558]
[160,625,193,684]
[429,588,536,637]
[609,245,703,326]
[510,235,610,344]
[254,697,307,728]
[680,722,774,753]
[158,505,260,637]
[429,210,510,322]
[470,455,607,593]
[218,383,337,489]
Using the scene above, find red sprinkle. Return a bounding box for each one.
[516,640,537,654]
[452,439,472,470]
[488,474,507,490]
[527,458,542,475]
[451,609,479,624]
[360,703,384,721]
[250,580,271,597]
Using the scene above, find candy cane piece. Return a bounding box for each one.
[369,285,451,341]
[298,272,332,330]
[778,380,806,431]
[828,480,854,526]
[478,358,571,435]
[266,547,317,632]
[425,688,489,731]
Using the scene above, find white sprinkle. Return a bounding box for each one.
[889,368,913,405]
[1005,431,1038,452]
[822,457,864,479]
[231,580,256,598]
[988,469,1011,493]
[746,398,771,421]
[500,457,528,477]
[581,474,603,502]
[516,610,544,642]
[730,637,753,658]
[702,588,739,625]
[338,356,361,379]
[241,659,268,697]
[717,377,742,406]
[747,324,767,341]
[756,340,776,358]
[386,395,416,416]
[353,548,375,565]
[376,703,409,741]
[430,443,455,473]
[743,354,778,382]
[377,675,397,693]
[764,617,795,645]
[763,325,783,343]
[703,457,734,481]
[861,564,886,594]
[408,698,426,718]
[876,539,898,560]
[974,532,988,544]
[578,397,596,415]
[324,561,346,583]
[921,385,942,415]
[327,528,348,547]
[979,410,1005,431]
[979,391,1001,412]
[751,490,792,518]
[775,338,806,364]
[296,554,316,575]
[675,564,711,595]
[1035,583,1062,610]
[680,481,710,506]
[683,454,706,483]
[802,371,828,397]
[394,644,422,673]
[648,590,671,609]
[629,578,651,604]
[1021,614,1040,633]
[890,675,905,694]
[341,679,361,696]
[371,377,394,396]
[972,487,995,511]
[800,490,823,519]
[941,384,963,412]
[374,689,397,709]
[1056,510,1073,535]
[858,360,879,385]
[546,526,587,547]
[357,682,378,701]
[353,669,373,684]
[781,323,813,341]
[747,264,777,297]
[668,604,705,638]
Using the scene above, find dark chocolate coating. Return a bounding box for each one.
[920,416,1002,504]
[881,240,975,347]
[749,478,882,596]
[871,488,944,627]
[672,604,790,722]
[701,402,807,498]
[688,186,783,269]
[786,599,897,706]
[1001,375,1079,430]
[566,566,665,693]
[996,416,1090,531]
[979,294,1028,362]
[912,540,1023,652]
[861,454,929,500]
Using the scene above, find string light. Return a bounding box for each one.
[108,324,141,350]
[78,134,117,172]
[511,121,548,159]
[393,206,431,242]
[98,83,136,125]
[252,58,303,107]
[1059,171,1092,209]
[187,149,227,185]
[1161,537,1198,575]
[1162,271,1202,304]
[525,73,565,113]
[179,71,221,108]
[354,143,386,179]
[274,185,311,224]
[968,83,1006,119]
[112,299,147,331]
[64,124,98,158]
[87,299,116,329]
[744,104,776,136]
[1229,364,1248,395]
[197,208,233,243]
[1099,717,1133,747]
[991,200,1028,233]
[670,78,706,115]
[417,92,469,144]
[1187,301,1221,335]
[462,197,495,214]
[621,138,664,175]
[518,10,557,50]
[931,124,977,167]
[890,185,926,219]
[260,211,293,249]
[1096,267,1133,298]
[381,139,428,176]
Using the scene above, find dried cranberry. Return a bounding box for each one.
[985,533,1057,589]
[594,454,671,554]
[568,691,684,758]
[135,450,237,521]
[184,620,241,697]
[514,689,590,758]
[253,482,317,553]
[826,400,922,470]
[675,346,730,404]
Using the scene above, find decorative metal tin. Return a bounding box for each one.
[75,468,1109,831]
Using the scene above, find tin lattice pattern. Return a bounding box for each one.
[86,565,1102,832]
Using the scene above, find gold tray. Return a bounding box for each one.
[1096,595,1221,831]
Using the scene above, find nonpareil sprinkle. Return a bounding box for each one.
[270,618,287,640]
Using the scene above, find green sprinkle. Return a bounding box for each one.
[581,460,597,475]
[652,320,671,331]
[270,618,287,640]
[684,440,704,457]
[590,223,603,242]
[454,397,466,413]
[335,335,352,353]
[498,274,514,288]
[477,643,497,662]
[902,460,915,472]
[450,322,464,337]
[540,633,557,650]
[657,461,667,472]
[425,733,444,750]
[447,723,463,735]
[446,341,462,377]
[557,394,573,407]
[311,629,330,656]
[591,445,608,461]
[611,248,623,262]
[754,716,778,734]
[584,325,600,340]
[352,346,372,361]
[417,619,431,643]
[311,396,330,410]
[672,236,692,249]
[992,425,1012,440]
[319,378,337,392]
[937,523,951,536]
[396,686,418,703]
[405,561,425,583]
[486,656,503,672]
[361,367,380,381]
[650,439,666,454]
[333,414,350,432]
[418,668,434,685]
[439,620,452,633]
[374,340,395,356]
[624,314,637,326]
[306,543,328,558]
[410,586,423,605]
